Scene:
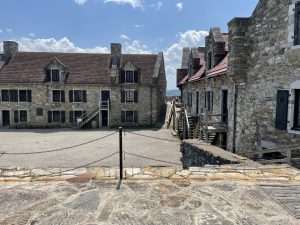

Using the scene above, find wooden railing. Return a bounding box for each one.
[240,145,300,165]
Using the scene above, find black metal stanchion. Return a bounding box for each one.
[119,127,123,180]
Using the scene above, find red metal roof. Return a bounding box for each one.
[207,53,228,77]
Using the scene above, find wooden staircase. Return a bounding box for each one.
[77,106,100,128]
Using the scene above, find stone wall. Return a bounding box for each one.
[0,82,163,128]
[180,140,240,169]
[228,0,300,151]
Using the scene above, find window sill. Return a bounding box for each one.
[291,45,300,50]
[287,127,300,135]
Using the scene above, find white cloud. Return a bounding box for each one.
[176,2,183,11]
[104,0,142,8]
[123,40,151,54]
[6,28,12,33]
[0,29,2,34]
[133,24,143,28]
[74,0,88,5]
[29,33,35,37]
[163,30,208,89]
[150,1,162,10]
[15,37,109,53]
[120,34,130,40]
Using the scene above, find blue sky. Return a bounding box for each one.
[0,0,258,89]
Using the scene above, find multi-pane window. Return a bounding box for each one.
[205,91,213,113]
[121,90,138,103]
[126,90,134,102]
[1,90,9,102]
[48,110,65,123]
[120,70,139,83]
[51,69,60,82]
[14,110,27,123]
[52,90,65,102]
[69,90,87,103]
[121,110,138,123]
[1,89,31,102]
[69,110,86,123]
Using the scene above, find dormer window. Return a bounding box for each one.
[51,69,60,82]
[45,69,60,82]
[120,69,139,84]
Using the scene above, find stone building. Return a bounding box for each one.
[0,41,166,128]
[177,0,300,153]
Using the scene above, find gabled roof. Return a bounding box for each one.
[0,52,159,85]
[207,53,228,77]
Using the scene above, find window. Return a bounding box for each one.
[1,89,31,102]
[36,108,43,116]
[208,52,212,69]
[69,90,87,103]
[275,90,289,130]
[14,110,27,123]
[19,90,32,102]
[294,2,300,45]
[51,69,60,82]
[69,110,86,123]
[1,90,9,102]
[196,91,199,115]
[9,90,18,102]
[121,90,138,103]
[120,70,139,83]
[48,110,65,123]
[205,91,213,112]
[294,90,300,130]
[126,90,134,102]
[52,90,65,102]
[187,92,192,107]
[121,110,138,123]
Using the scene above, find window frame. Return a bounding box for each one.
[1,89,9,102]
[52,90,65,103]
[51,69,60,82]
[125,70,134,83]
[14,110,28,123]
[36,108,43,117]
[69,90,87,103]
[125,90,135,102]
[48,110,66,123]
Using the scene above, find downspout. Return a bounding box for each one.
[226,74,237,153]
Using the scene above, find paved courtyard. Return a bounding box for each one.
[0,128,181,169]
[0,180,298,225]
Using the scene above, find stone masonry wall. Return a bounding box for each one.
[180,141,238,169]
[0,83,161,128]
[229,0,300,151]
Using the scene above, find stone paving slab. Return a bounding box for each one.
[0,180,299,225]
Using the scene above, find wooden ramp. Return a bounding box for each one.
[260,185,300,219]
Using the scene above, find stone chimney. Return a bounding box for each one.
[3,41,18,63]
[177,68,188,87]
[227,18,250,80]
[110,43,122,84]
[111,43,121,61]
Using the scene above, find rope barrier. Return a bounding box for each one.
[124,151,182,166]
[126,131,181,143]
[43,151,119,177]
[3,131,117,155]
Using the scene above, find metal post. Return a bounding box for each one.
[205,108,208,143]
[119,127,123,180]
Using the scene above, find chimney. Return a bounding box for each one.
[110,43,122,67]
[3,41,18,63]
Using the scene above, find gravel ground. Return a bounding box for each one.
[0,128,181,169]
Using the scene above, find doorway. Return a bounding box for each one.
[101,90,110,102]
[221,90,228,124]
[2,110,10,127]
[102,111,108,127]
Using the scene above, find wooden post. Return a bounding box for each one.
[119,127,123,180]
[172,102,176,130]
[205,108,208,143]
[287,149,292,166]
